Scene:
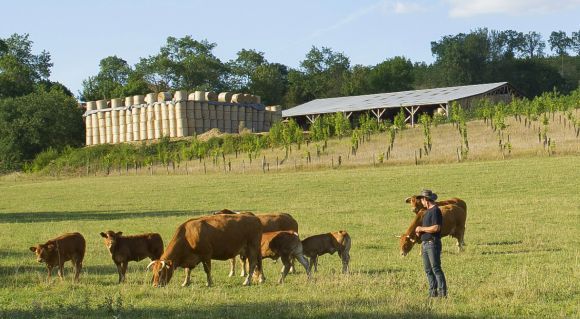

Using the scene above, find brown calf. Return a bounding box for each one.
[247,231,310,284]
[29,232,85,282]
[302,231,351,274]
[100,231,164,283]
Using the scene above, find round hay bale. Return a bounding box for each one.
[125,110,133,142]
[168,103,176,137]
[111,110,119,144]
[194,102,202,119]
[145,93,157,104]
[132,110,140,141]
[105,112,112,144]
[255,95,262,104]
[119,110,126,143]
[174,90,188,101]
[111,98,122,108]
[125,96,133,107]
[161,103,170,137]
[205,91,218,101]
[209,105,217,120]
[86,101,96,111]
[96,100,107,110]
[91,114,99,145]
[230,105,238,121]
[243,94,253,104]
[193,91,206,101]
[218,92,233,103]
[231,93,243,104]
[133,95,145,105]
[157,92,172,102]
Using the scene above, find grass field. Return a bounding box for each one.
[0,155,579,318]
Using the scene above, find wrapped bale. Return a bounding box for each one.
[209,104,217,129]
[244,94,253,104]
[168,102,176,137]
[110,99,122,144]
[186,94,195,136]
[218,92,233,103]
[139,107,147,140]
[144,93,156,104]
[154,103,162,139]
[146,104,155,140]
[251,108,258,132]
[133,95,144,105]
[257,109,264,132]
[195,119,204,134]
[96,100,107,144]
[161,102,170,137]
[132,106,140,141]
[223,105,231,133]
[202,102,210,131]
[174,90,188,137]
[125,108,133,142]
[255,95,261,104]
[231,93,243,104]
[245,106,253,130]
[118,109,126,143]
[236,106,245,133]
[125,96,133,108]
[205,91,218,101]
[158,92,172,102]
[85,102,94,146]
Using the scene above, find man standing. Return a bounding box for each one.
[414,189,447,298]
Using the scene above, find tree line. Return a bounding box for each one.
[81,28,580,106]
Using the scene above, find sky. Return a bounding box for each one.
[1,0,579,96]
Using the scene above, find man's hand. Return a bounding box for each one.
[415,226,422,236]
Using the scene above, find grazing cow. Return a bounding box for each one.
[248,231,310,284]
[99,231,164,283]
[147,214,263,287]
[301,231,351,274]
[397,204,467,256]
[405,196,467,215]
[214,209,299,277]
[29,232,85,282]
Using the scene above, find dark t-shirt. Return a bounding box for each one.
[421,205,443,241]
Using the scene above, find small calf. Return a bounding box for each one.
[302,231,351,274]
[100,231,164,283]
[247,231,310,284]
[29,232,86,282]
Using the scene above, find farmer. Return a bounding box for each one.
[414,189,447,298]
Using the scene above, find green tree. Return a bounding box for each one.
[519,31,546,58]
[367,56,414,93]
[80,56,133,101]
[0,88,84,172]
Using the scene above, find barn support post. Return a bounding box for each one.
[404,106,419,127]
[371,108,386,123]
[439,104,449,119]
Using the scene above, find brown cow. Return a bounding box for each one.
[397,204,467,256]
[301,231,351,274]
[147,214,263,287]
[100,231,164,283]
[29,232,86,282]
[405,196,467,215]
[214,209,299,277]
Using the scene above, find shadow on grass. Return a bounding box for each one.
[0,300,476,319]
[0,209,214,223]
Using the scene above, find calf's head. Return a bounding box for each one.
[396,234,417,256]
[405,196,424,214]
[100,231,122,252]
[147,260,174,287]
[29,244,55,263]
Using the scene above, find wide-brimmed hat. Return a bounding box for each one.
[416,189,438,201]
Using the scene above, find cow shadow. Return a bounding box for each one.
[0,209,215,223]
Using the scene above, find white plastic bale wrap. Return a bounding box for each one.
[118,109,126,143]
[174,90,188,137]
[154,103,162,139]
[111,109,119,144]
[132,107,140,141]
[193,91,206,101]
[146,104,155,140]
[161,102,170,137]
[186,100,195,135]
[168,102,176,137]
[231,93,243,103]
[86,101,96,146]
[205,91,218,101]
[139,106,147,140]
[125,96,133,107]
[218,92,233,103]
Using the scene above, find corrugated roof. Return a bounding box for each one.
[282,82,509,117]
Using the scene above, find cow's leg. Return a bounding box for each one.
[312,255,319,272]
[239,255,248,277]
[202,260,213,287]
[181,268,192,287]
[73,259,82,282]
[288,257,296,274]
[457,228,466,251]
[278,255,292,284]
[340,251,350,274]
[46,265,53,281]
[57,263,64,280]
[228,258,236,277]
[120,262,128,283]
[294,253,311,280]
[244,251,261,286]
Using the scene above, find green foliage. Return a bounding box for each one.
[331,112,351,139]
[393,109,406,130]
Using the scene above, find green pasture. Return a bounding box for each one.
[0,156,578,318]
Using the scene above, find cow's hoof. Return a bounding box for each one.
[181,282,191,287]
[228,272,234,277]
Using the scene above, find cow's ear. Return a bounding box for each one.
[46,244,55,251]
[116,232,123,237]
[405,197,412,203]
[99,232,107,238]
[165,260,173,268]
[29,246,37,252]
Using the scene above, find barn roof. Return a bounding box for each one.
[282,82,514,117]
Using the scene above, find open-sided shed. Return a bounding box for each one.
[282,82,520,127]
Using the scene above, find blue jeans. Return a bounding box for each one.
[422,239,447,297]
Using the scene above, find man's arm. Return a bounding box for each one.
[415,224,440,234]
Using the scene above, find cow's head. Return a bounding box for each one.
[405,196,425,214]
[100,231,122,252]
[147,260,174,287]
[213,209,237,215]
[395,234,417,256]
[29,244,55,263]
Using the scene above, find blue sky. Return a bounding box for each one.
[1,0,579,96]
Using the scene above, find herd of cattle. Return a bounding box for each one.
[28,196,467,287]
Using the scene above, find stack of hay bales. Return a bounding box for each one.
[83,90,276,146]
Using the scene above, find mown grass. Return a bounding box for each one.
[0,156,579,318]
